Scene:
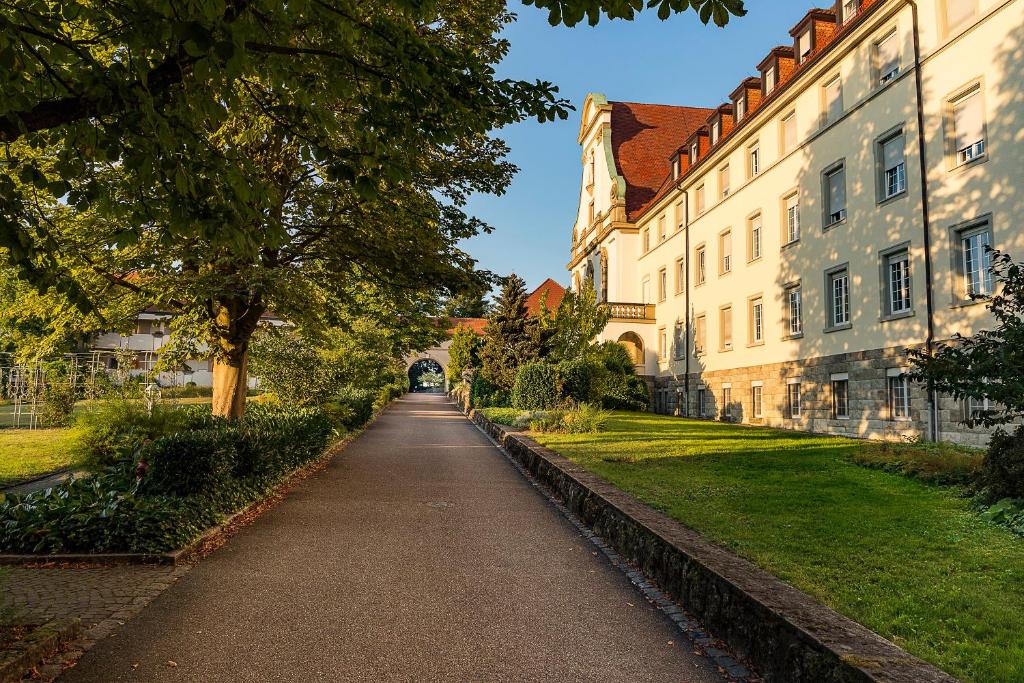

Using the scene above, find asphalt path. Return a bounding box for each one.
[62,393,726,682]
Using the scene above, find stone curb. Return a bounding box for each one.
[0,618,80,683]
[0,402,395,568]
[467,407,959,683]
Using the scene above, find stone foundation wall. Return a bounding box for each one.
[651,344,990,446]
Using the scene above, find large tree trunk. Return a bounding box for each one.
[210,296,265,420]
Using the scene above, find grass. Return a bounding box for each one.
[0,429,85,486]
[523,411,1024,683]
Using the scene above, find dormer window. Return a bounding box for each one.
[690,142,699,164]
[842,0,860,23]
[764,67,776,95]
[672,156,680,180]
[735,96,745,121]
[797,29,812,62]
[711,121,720,145]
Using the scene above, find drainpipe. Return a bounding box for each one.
[683,192,691,417]
[908,0,939,442]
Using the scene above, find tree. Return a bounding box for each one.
[0,0,744,300]
[478,274,544,391]
[909,251,1024,428]
[447,326,483,385]
[550,274,610,362]
[443,283,492,319]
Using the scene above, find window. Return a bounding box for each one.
[658,215,667,242]
[781,112,797,154]
[658,267,667,302]
[828,266,851,328]
[587,150,595,185]
[719,165,730,198]
[824,165,847,225]
[698,386,709,417]
[944,0,977,32]
[880,132,907,199]
[675,200,685,231]
[751,382,764,418]
[831,374,850,418]
[823,76,843,125]
[711,121,721,145]
[588,200,595,225]
[784,193,801,243]
[658,327,667,360]
[787,380,802,418]
[675,256,685,295]
[876,31,900,85]
[750,297,764,344]
[673,321,686,360]
[960,224,994,297]
[786,284,803,336]
[797,29,812,62]
[641,276,651,304]
[720,306,733,351]
[690,142,699,164]
[965,396,992,422]
[735,96,746,121]
[720,231,732,274]
[748,143,760,178]
[696,245,707,285]
[642,227,650,253]
[886,248,912,314]
[887,369,910,420]
[951,87,985,166]
[748,214,762,261]
[695,185,706,215]
[672,156,680,180]
[765,66,776,95]
[695,315,707,354]
[722,384,733,419]
[842,0,860,22]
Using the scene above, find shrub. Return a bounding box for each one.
[71,401,200,466]
[528,403,608,434]
[332,387,376,430]
[557,358,599,404]
[41,381,77,427]
[471,373,508,408]
[140,429,238,497]
[852,439,984,487]
[511,362,560,411]
[599,375,650,412]
[982,426,1024,501]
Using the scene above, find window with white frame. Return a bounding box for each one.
[749,214,762,261]
[720,230,732,274]
[588,150,595,185]
[965,396,991,422]
[675,200,685,231]
[880,132,907,199]
[673,320,686,360]
[750,297,764,344]
[828,267,851,327]
[876,31,900,85]
[751,382,764,418]
[886,248,912,314]
[831,373,850,418]
[825,164,847,225]
[695,315,707,354]
[720,305,733,351]
[823,76,843,125]
[787,380,802,418]
[672,156,680,180]
[786,284,803,336]
[735,96,746,121]
[797,29,812,62]
[675,256,685,294]
[722,384,734,419]
[658,327,667,360]
[698,386,709,417]
[944,0,977,33]
[711,120,720,145]
[719,165,730,198]
[765,66,776,94]
[784,192,800,243]
[696,185,706,214]
[641,276,651,304]
[887,368,910,420]
[842,0,860,22]
[658,215,667,242]
[951,86,985,166]
[748,143,760,178]
[642,227,650,253]
[781,112,797,154]
[960,223,993,297]
[696,245,707,285]
[658,267,667,302]
[691,142,699,164]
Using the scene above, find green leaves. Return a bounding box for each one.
[526,0,745,26]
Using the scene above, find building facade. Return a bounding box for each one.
[569,0,1023,445]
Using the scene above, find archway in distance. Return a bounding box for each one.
[617,332,644,366]
[408,358,445,393]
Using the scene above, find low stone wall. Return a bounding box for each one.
[470,409,957,683]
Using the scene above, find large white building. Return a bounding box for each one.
[570,0,1023,445]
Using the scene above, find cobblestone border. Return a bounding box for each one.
[0,618,80,683]
[467,406,959,683]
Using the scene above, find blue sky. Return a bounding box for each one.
[461,0,808,292]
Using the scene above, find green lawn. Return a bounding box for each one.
[510,411,1024,683]
[0,429,84,486]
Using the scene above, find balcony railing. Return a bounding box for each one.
[605,302,656,323]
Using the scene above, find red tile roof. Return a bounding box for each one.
[448,317,488,336]
[609,102,715,221]
[525,278,566,317]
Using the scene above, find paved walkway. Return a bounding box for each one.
[60,394,726,682]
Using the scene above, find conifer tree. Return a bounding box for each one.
[479,275,541,391]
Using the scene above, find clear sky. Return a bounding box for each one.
[461,0,810,292]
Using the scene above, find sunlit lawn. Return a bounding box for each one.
[0,429,84,486]
[499,410,1024,683]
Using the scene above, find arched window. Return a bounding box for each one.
[600,250,609,302]
[617,332,644,366]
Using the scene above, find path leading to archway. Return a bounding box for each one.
[61,394,726,682]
